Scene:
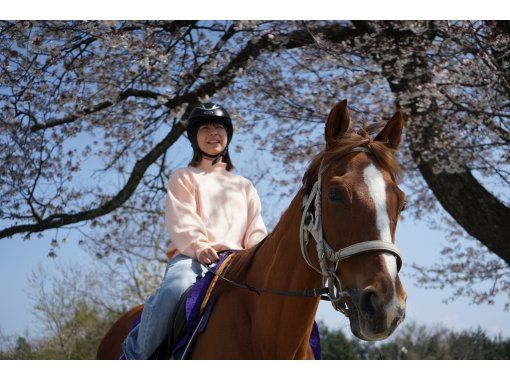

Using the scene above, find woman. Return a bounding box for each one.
[122,103,268,359]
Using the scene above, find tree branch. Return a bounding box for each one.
[372,21,510,265]
[2,21,369,240]
[30,22,364,133]
[29,89,163,132]
[1,114,189,239]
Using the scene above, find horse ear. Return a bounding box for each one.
[375,111,404,150]
[325,100,350,149]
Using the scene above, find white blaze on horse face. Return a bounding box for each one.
[363,163,391,242]
[363,163,398,286]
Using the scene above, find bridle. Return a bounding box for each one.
[299,146,403,315]
[202,146,403,316]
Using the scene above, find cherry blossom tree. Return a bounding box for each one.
[1,20,508,307]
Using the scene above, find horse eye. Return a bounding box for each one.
[400,201,407,212]
[328,188,345,203]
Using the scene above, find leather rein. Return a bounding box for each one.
[202,146,403,315]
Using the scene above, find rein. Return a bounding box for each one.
[201,146,403,316]
[201,237,331,300]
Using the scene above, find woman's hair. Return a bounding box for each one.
[188,122,235,171]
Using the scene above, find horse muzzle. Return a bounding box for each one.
[345,288,406,341]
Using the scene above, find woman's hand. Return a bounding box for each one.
[197,247,220,265]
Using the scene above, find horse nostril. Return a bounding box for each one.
[360,290,379,319]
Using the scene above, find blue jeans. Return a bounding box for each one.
[122,253,205,359]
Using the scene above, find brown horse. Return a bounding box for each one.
[97,99,407,359]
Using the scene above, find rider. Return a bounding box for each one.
[121,102,268,359]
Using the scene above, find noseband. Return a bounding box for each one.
[299,147,403,315]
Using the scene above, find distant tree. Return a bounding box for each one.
[31,302,119,359]
[367,322,510,360]
[0,305,119,359]
[13,337,34,359]
[318,322,364,359]
[24,262,126,359]
[445,328,510,360]
[319,321,510,360]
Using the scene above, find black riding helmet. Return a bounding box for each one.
[186,103,233,165]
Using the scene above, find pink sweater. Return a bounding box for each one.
[165,164,268,260]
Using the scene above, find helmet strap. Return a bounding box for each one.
[194,145,229,166]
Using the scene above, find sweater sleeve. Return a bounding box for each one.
[165,170,212,259]
[243,182,268,249]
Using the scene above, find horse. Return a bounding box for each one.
[97,99,407,359]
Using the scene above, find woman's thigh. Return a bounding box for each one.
[160,254,204,293]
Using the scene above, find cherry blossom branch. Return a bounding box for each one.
[1,116,188,239]
[1,22,376,240]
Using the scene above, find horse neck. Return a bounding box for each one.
[245,188,323,356]
[250,188,320,277]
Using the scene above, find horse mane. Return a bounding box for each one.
[225,232,272,283]
[302,127,403,196]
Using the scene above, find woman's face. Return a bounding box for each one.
[196,123,228,158]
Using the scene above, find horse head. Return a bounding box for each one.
[302,100,407,341]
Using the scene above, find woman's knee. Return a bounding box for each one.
[160,275,195,298]
[161,263,199,293]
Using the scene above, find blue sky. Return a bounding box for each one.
[1,128,509,341]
